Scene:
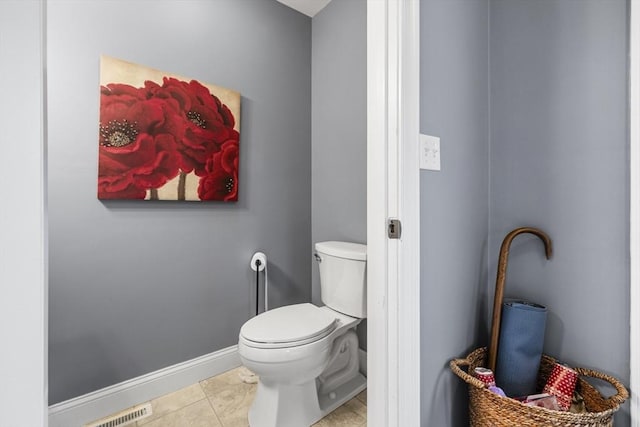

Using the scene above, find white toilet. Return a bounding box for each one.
[238,241,367,427]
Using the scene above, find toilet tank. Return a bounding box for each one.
[315,241,367,318]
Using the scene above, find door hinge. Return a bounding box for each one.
[388,218,402,239]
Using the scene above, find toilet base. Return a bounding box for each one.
[247,373,366,427]
[318,372,366,416]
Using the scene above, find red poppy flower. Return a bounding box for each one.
[144,78,239,175]
[100,83,186,145]
[98,134,180,199]
[98,84,184,199]
[197,140,239,201]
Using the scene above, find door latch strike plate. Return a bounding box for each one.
[388,218,401,239]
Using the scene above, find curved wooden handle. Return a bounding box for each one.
[487,227,553,372]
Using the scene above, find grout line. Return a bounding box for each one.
[137,383,208,426]
[205,395,226,427]
[140,398,214,427]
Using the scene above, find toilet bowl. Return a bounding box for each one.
[238,241,367,427]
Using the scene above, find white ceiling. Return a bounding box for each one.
[276,0,332,17]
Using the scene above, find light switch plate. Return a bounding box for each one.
[420,134,441,171]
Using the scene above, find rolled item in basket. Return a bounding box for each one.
[543,363,578,411]
[495,300,547,397]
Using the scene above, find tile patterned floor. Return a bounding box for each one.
[102,366,367,427]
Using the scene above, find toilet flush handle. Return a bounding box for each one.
[314,253,322,263]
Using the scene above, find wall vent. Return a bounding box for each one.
[84,403,152,427]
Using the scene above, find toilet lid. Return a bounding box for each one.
[240,303,337,346]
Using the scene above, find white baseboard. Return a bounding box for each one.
[48,345,240,427]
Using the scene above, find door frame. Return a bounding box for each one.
[0,0,48,426]
[367,1,421,426]
[629,0,639,425]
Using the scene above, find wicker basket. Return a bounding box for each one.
[450,347,628,427]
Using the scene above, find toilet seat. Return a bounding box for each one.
[240,303,337,349]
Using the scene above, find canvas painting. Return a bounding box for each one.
[98,56,241,201]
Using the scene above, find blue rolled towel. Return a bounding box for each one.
[495,300,547,397]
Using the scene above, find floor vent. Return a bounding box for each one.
[84,403,152,427]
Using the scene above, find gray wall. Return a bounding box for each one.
[421,0,629,425]
[48,0,311,404]
[489,0,629,425]
[420,1,490,425]
[311,0,367,346]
